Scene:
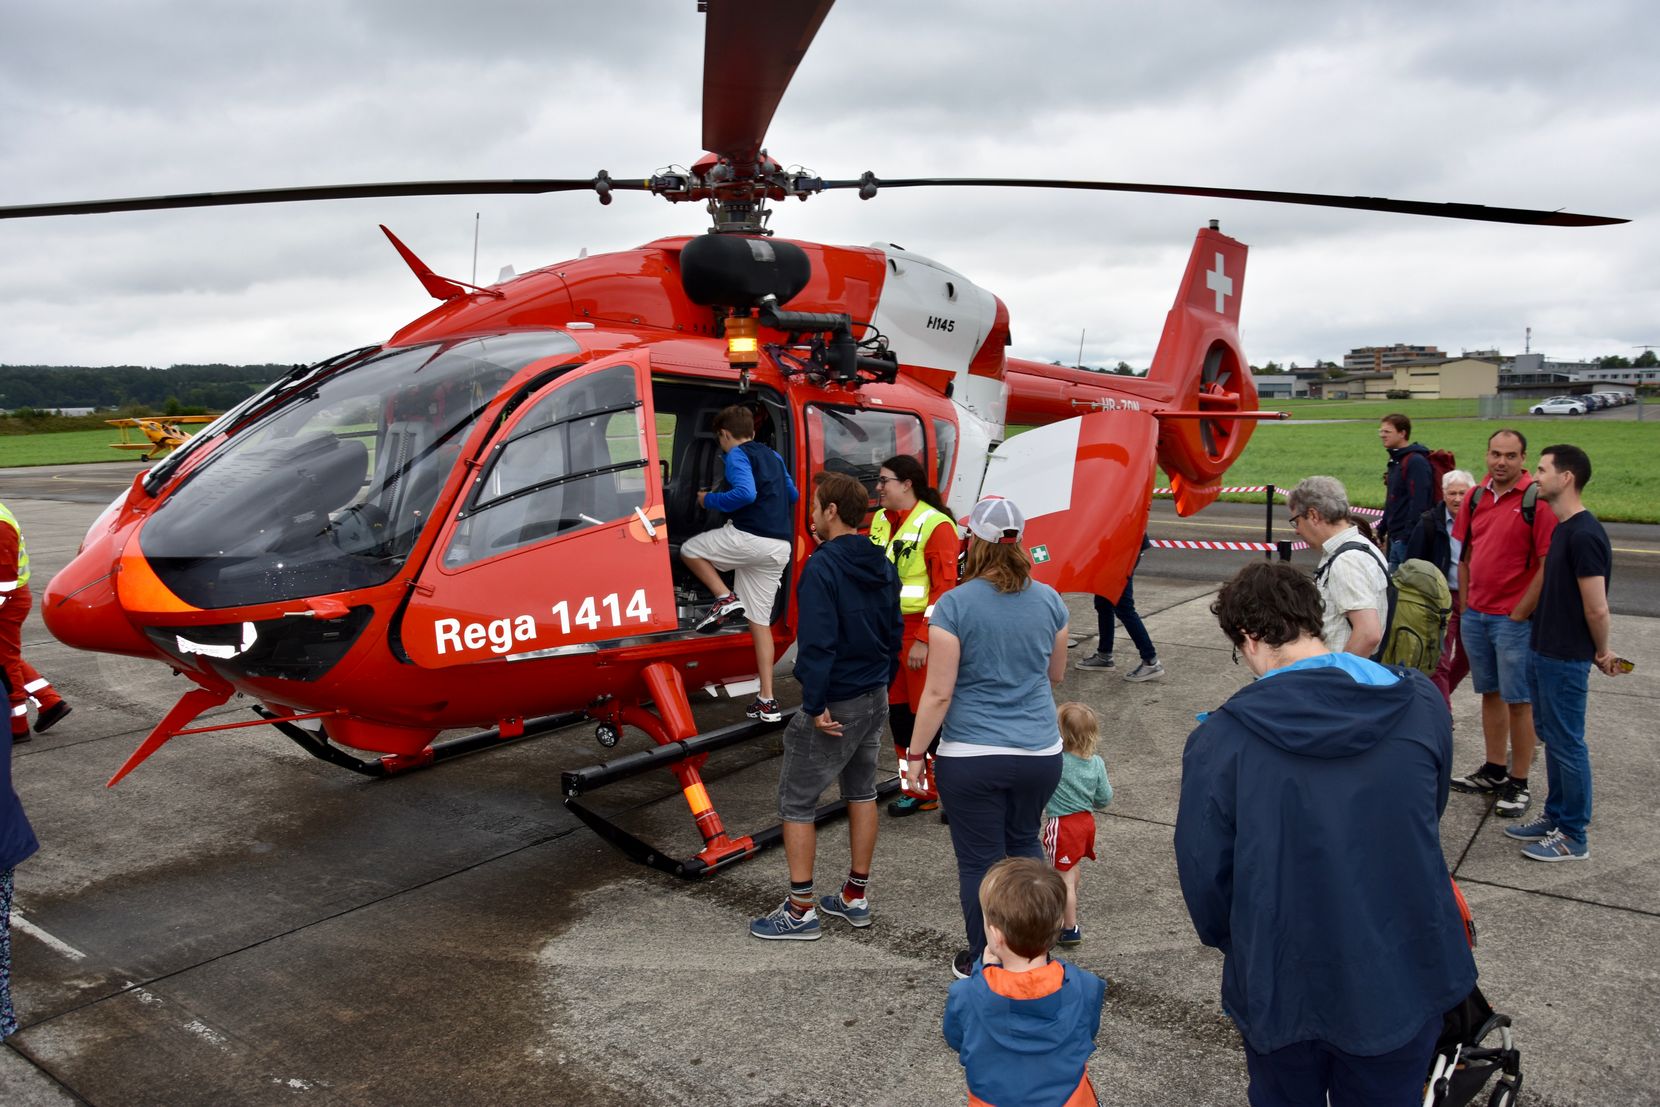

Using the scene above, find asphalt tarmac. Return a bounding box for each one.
[2,465,1658,1106]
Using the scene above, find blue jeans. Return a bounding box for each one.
[1387,538,1409,574]
[1093,575,1156,664]
[935,752,1063,961]
[1460,609,1533,703]
[1242,1013,1441,1107]
[1528,652,1593,843]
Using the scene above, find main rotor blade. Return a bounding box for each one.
[702,0,835,170]
[0,178,650,220]
[821,176,1627,227]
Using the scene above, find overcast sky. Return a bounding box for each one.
[1,0,1654,371]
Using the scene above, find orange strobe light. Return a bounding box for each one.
[725,313,759,368]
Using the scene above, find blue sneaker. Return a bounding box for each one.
[749,901,822,940]
[1057,925,1082,947]
[1521,829,1589,863]
[819,893,871,928]
[1503,815,1556,842]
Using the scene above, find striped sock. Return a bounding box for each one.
[841,871,869,904]
[788,880,815,918]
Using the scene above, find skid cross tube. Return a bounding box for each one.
[562,708,902,879]
[262,708,588,777]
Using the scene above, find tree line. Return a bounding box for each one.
[0,363,295,413]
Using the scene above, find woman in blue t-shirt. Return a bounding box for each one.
[904,496,1070,979]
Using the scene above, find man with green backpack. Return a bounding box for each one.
[1290,477,1452,676]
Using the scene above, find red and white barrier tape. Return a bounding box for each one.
[1148,539,1311,552]
[1151,486,1385,519]
[1153,486,1275,495]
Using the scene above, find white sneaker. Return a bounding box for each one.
[1124,660,1165,682]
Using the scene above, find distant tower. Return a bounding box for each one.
[1525,326,1532,354]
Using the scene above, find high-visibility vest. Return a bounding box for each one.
[0,502,28,588]
[869,502,952,616]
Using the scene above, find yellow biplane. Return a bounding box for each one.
[106,415,215,460]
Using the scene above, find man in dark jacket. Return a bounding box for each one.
[1175,562,1475,1106]
[1406,469,1478,710]
[749,471,902,941]
[1380,413,1435,572]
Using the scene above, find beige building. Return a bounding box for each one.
[1394,356,1499,399]
[1324,356,1498,400]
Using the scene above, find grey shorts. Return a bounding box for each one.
[777,686,888,822]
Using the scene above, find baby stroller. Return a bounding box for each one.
[1422,881,1523,1107]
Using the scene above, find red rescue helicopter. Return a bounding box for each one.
[2,1,1621,877]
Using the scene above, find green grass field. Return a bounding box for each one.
[1161,418,1660,523]
[1272,397,1493,420]
[6,411,1658,523]
[0,429,156,467]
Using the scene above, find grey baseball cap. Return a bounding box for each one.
[966,496,1026,544]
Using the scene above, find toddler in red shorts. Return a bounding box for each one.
[1042,703,1114,946]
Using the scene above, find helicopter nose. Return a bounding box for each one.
[42,533,159,658]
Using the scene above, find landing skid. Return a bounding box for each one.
[561,710,901,878]
[261,708,589,777]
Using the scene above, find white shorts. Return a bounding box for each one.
[681,522,790,624]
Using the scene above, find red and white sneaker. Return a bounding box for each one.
[695,593,746,633]
[745,697,782,723]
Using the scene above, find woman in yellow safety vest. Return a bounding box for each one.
[869,455,958,817]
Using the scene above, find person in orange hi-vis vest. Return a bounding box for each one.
[0,503,71,742]
[868,454,958,818]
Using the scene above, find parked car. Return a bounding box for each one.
[1531,397,1588,415]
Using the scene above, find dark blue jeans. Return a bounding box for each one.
[1528,651,1593,843]
[934,752,1063,961]
[1242,1013,1441,1107]
[1093,576,1155,664]
[1387,538,1409,574]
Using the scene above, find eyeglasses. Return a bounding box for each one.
[874,476,898,486]
[1287,511,1308,526]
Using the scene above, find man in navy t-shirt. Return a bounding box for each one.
[1503,444,1625,862]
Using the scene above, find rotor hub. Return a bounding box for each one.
[647,151,824,235]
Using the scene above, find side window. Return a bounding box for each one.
[446,364,647,565]
[806,404,927,504]
[932,418,957,491]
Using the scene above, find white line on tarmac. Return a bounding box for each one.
[11,907,89,961]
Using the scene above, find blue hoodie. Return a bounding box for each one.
[944,959,1105,1107]
[1174,655,1475,1056]
[792,533,902,715]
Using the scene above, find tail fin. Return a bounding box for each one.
[1149,227,1257,508]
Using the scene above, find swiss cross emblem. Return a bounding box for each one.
[1205,252,1233,314]
[1030,544,1051,564]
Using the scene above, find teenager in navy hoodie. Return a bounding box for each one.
[1175,562,1475,1107]
[748,471,902,941]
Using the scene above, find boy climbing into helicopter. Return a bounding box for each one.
[681,404,798,723]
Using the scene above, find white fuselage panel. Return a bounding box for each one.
[867,245,998,374]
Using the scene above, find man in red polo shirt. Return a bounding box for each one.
[1448,429,1556,817]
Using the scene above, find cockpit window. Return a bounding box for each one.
[139,332,582,609]
[444,363,648,565]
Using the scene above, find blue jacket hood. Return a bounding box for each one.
[1217,662,1425,759]
[811,529,894,585]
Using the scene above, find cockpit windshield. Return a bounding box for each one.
[139,332,582,609]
